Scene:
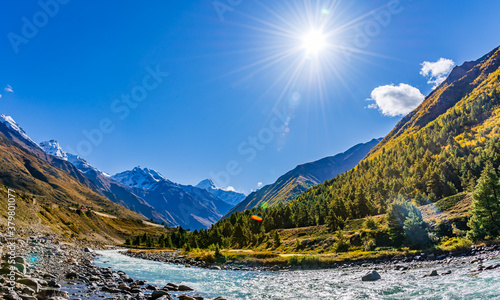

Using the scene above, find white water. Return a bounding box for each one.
[95,250,500,300]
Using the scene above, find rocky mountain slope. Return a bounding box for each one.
[113,168,233,230]
[225,138,381,216]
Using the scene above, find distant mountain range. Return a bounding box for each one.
[0,114,245,229]
[196,179,246,206]
[111,168,237,229]
[0,115,151,242]
[0,113,380,230]
[224,138,381,217]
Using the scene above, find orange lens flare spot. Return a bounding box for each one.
[251,215,263,222]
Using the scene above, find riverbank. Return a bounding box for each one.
[2,237,499,300]
[0,237,227,300]
[123,243,500,272]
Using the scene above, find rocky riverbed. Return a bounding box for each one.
[123,244,500,273]
[2,237,499,300]
[0,237,227,300]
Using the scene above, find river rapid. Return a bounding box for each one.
[94,250,500,300]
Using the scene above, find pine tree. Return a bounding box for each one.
[273,230,281,248]
[165,236,173,249]
[403,209,430,248]
[387,197,428,247]
[295,239,301,250]
[467,163,500,241]
[214,243,222,258]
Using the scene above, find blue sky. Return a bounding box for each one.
[1,0,500,194]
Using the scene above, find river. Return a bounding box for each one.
[94,250,500,299]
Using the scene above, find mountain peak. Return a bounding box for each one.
[39,139,101,175]
[111,166,166,190]
[196,179,216,190]
[40,140,68,160]
[0,114,42,150]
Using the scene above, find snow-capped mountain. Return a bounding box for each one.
[111,167,167,190]
[39,140,102,175]
[0,114,239,229]
[37,141,170,225]
[195,179,246,206]
[112,167,235,229]
[196,179,217,190]
[0,114,42,150]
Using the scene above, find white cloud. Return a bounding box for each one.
[368,83,425,117]
[4,85,13,93]
[420,58,455,88]
[224,186,236,192]
[257,182,263,188]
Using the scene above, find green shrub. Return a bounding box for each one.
[363,237,376,251]
[363,216,379,230]
[287,255,320,267]
[438,237,472,252]
[295,239,302,250]
[333,232,349,252]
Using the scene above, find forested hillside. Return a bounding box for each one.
[179,45,500,249]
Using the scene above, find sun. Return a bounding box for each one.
[301,29,326,55]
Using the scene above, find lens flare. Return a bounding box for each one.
[251,214,263,222]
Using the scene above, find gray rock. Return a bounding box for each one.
[4,291,23,300]
[18,294,36,300]
[178,285,194,291]
[423,270,439,277]
[17,278,40,293]
[64,271,78,280]
[361,270,381,281]
[22,286,36,296]
[37,289,69,300]
[151,290,171,299]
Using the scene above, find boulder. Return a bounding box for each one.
[17,278,40,293]
[4,291,23,300]
[12,263,26,274]
[37,289,69,300]
[64,272,77,279]
[14,257,26,266]
[361,270,381,281]
[151,290,171,299]
[424,270,439,277]
[178,295,196,300]
[178,285,194,291]
[22,286,36,296]
[83,247,93,253]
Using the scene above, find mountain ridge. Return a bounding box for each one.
[224,138,382,217]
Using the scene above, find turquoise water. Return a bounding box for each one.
[95,250,500,300]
